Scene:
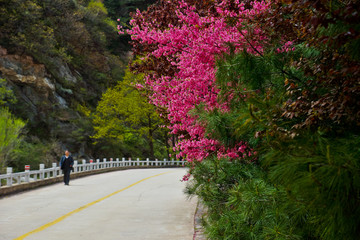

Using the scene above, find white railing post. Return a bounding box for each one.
[122,157,125,167]
[52,163,57,177]
[163,158,167,166]
[96,159,100,169]
[155,159,158,166]
[6,167,13,186]
[25,165,30,182]
[74,160,78,173]
[171,158,174,166]
[90,159,93,170]
[110,158,113,168]
[146,158,149,166]
[103,158,107,168]
[128,157,131,166]
[82,159,86,171]
[39,164,45,180]
[116,158,119,167]
[137,158,140,166]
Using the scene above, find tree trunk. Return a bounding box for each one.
[172,134,176,150]
[165,130,170,158]
[148,114,154,159]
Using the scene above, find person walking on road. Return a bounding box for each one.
[60,150,74,186]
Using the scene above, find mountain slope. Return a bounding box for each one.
[0,0,127,160]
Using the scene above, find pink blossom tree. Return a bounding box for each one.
[124,0,270,162]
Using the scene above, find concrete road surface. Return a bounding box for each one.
[0,168,197,240]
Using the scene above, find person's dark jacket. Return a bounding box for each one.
[60,155,74,171]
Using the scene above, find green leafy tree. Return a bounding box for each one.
[0,79,60,172]
[0,79,23,172]
[93,68,168,159]
[0,108,25,172]
[0,79,16,106]
[8,138,62,172]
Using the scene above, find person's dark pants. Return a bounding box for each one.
[63,169,71,185]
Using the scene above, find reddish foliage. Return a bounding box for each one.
[259,0,360,128]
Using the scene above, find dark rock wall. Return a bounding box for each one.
[0,46,93,160]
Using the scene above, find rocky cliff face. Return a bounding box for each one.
[0,46,91,159]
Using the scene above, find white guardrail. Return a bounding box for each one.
[0,158,185,188]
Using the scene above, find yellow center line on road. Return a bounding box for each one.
[14,171,172,240]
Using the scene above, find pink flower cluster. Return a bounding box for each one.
[276,41,296,53]
[117,18,124,34]
[125,0,270,162]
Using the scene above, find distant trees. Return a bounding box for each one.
[93,68,169,159]
[104,0,157,22]
[103,0,158,52]
[0,108,25,172]
[0,0,125,100]
[0,79,61,172]
[0,80,24,172]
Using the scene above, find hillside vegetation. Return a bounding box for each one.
[0,0,162,172]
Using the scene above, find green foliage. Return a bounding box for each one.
[0,79,16,107]
[7,138,60,172]
[0,108,25,172]
[0,80,50,173]
[262,132,360,240]
[93,68,169,159]
[88,0,108,15]
[191,47,360,239]
[207,50,293,149]
[0,0,124,99]
[187,158,307,240]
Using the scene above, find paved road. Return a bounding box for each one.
[0,168,196,240]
